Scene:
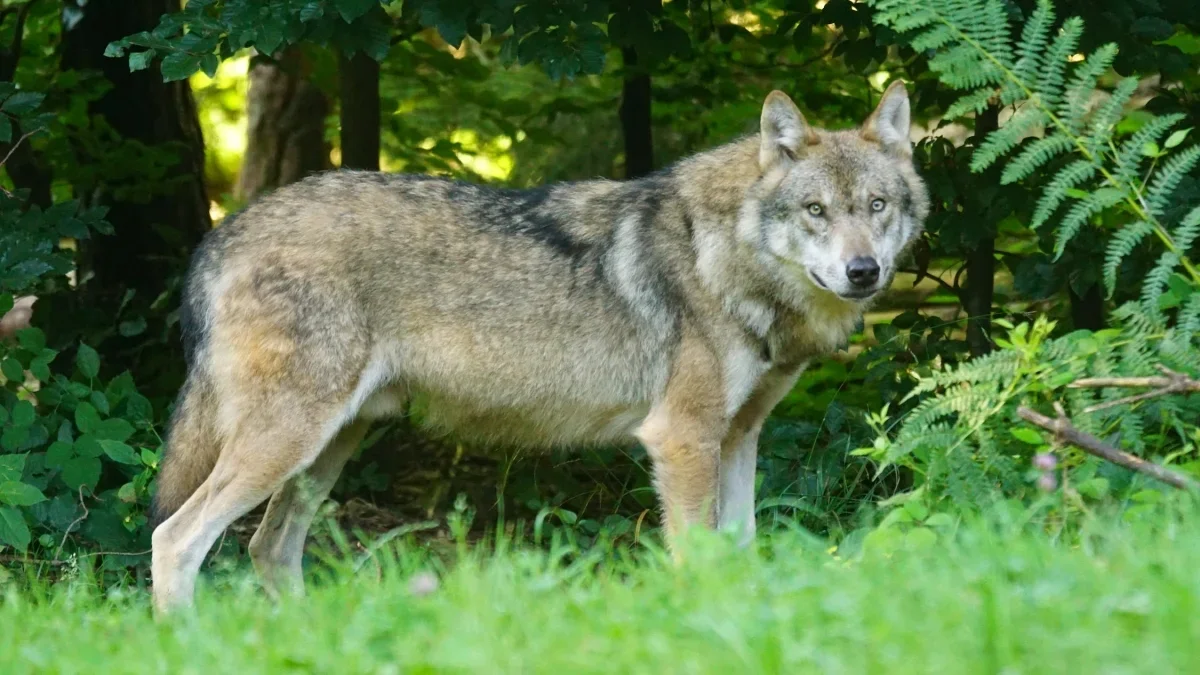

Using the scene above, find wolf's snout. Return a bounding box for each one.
[845,257,880,288]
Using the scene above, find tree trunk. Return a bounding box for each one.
[619,47,653,179]
[236,48,330,201]
[964,105,1000,357]
[338,51,380,171]
[1069,284,1105,331]
[60,0,211,301]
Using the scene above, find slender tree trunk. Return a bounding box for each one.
[338,51,380,171]
[1069,284,1105,331]
[619,47,653,179]
[0,1,49,208]
[964,105,999,357]
[60,0,211,301]
[237,48,330,201]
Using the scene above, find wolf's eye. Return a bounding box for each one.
[871,198,886,212]
[806,203,824,216]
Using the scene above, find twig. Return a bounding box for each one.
[1071,365,1200,414]
[1017,404,1200,491]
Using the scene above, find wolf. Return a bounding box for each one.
[149,81,928,612]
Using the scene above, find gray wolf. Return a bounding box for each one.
[150,81,929,612]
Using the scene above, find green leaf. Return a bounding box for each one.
[1164,128,1192,150]
[0,506,30,551]
[1,426,29,451]
[95,418,134,442]
[335,0,377,23]
[17,327,45,352]
[129,49,156,72]
[62,456,101,491]
[99,440,139,465]
[1,357,24,382]
[28,357,50,383]
[76,343,100,379]
[0,455,24,482]
[0,481,46,506]
[118,317,147,337]
[0,115,10,143]
[11,400,35,427]
[45,441,73,469]
[160,52,203,82]
[0,91,43,115]
[75,402,101,434]
[1011,427,1044,444]
[73,434,103,459]
[1162,31,1200,55]
[141,447,159,467]
[117,482,137,503]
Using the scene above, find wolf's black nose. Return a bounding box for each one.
[846,257,880,287]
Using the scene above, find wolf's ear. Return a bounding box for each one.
[760,90,818,170]
[862,80,912,156]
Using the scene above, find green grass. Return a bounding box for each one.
[2,511,1200,674]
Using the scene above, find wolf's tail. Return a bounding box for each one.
[149,372,222,528]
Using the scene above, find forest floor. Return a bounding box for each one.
[2,512,1198,673]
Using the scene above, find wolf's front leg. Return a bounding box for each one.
[718,365,807,547]
[635,336,730,555]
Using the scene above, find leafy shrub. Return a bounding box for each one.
[858,0,1200,527]
[0,87,161,570]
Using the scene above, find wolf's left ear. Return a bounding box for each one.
[760,90,818,170]
[862,81,912,156]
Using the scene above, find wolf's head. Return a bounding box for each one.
[744,81,929,305]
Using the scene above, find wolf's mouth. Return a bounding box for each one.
[811,271,877,301]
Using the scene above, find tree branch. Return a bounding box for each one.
[1070,365,1200,414]
[1017,404,1200,492]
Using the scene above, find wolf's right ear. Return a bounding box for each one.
[760,90,818,170]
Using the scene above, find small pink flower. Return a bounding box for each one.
[1033,452,1057,471]
[408,572,439,597]
[1037,473,1057,492]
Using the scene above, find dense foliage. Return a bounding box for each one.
[0,0,1196,585]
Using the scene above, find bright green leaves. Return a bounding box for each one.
[108,0,393,82]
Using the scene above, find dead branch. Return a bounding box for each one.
[1017,404,1200,492]
[1070,365,1200,414]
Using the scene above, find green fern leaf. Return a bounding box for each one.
[1058,42,1118,132]
[1011,0,1056,91]
[971,106,1048,172]
[1146,145,1200,217]
[1103,220,1155,296]
[1053,187,1126,259]
[1035,17,1083,111]
[1001,134,1073,184]
[1031,159,1098,228]
[1112,113,1187,188]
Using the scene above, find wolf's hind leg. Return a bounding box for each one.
[248,419,371,598]
[150,400,349,614]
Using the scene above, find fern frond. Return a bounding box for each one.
[1001,133,1073,184]
[1058,42,1118,132]
[1082,77,1139,154]
[945,89,999,120]
[1053,187,1127,259]
[1035,17,1083,111]
[1146,145,1200,217]
[971,106,1047,172]
[1103,219,1155,296]
[1011,0,1055,93]
[1031,159,1098,228]
[1112,113,1187,188]
[1141,251,1180,310]
[1178,294,1200,336]
[1175,206,1200,253]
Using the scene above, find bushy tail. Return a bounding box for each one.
[150,374,222,528]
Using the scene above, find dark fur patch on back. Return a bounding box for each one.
[179,216,237,367]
